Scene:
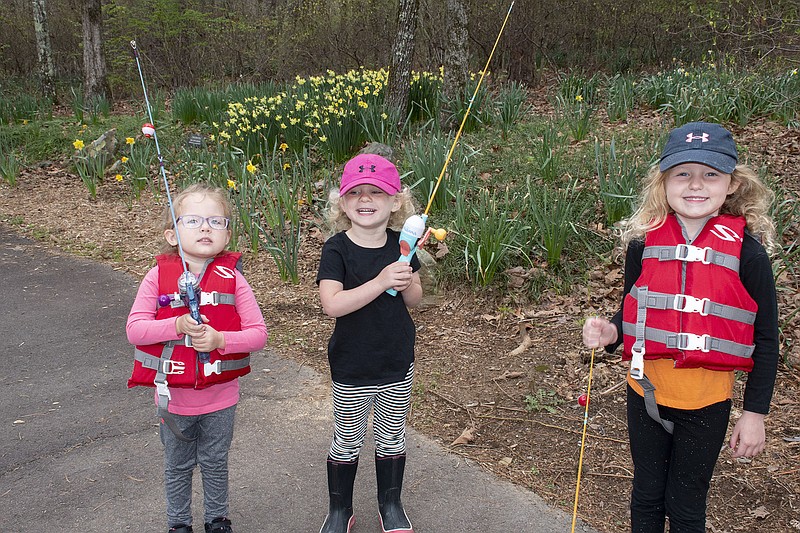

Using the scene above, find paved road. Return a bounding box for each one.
[0,224,600,533]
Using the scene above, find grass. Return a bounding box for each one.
[1,66,798,314]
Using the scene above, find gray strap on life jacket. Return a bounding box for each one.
[629,286,756,325]
[630,285,674,433]
[642,244,739,272]
[637,375,674,434]
[622,323,755,359]
[169,291,236,308]
[146,342,196,442]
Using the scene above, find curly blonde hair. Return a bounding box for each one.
[619,163,777,253]
[160,183,233,254]
[325,186,418,234]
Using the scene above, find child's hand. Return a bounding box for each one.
[175,314,226,352]
[729,410,766,458]
[379,261,414,292]
[188,322,225,352]
[582,316,617,349]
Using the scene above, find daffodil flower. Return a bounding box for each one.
[121,156,128,163]
[246,161,257,174]
[115,174,124,182]
[227,179,237,190]
[126,137,135,145]
[73,139,85,150]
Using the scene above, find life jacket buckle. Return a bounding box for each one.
[630,348,645,380]
[155,381,171,400]
[204,360,221,377]
[672,294,710,316]
[161,360,186,375]
[200,290,220,306]
[677,333,711,352]
[675,244,713,264]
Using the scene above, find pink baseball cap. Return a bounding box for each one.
[339,154,401,195]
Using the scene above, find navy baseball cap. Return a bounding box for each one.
[659,122,738,174]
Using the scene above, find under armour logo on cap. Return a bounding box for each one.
[686,133,709,143]
[358,164,377,173]
[659,121,738,174]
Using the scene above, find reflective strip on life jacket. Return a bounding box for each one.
[168,290,236,308]
[641,243,740,272]
[622,322,755,359]
[628,286,756,325]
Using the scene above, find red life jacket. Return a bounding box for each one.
[128,252,251,390]
[622,214,756,372]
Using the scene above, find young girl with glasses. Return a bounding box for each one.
[126,183,268,533]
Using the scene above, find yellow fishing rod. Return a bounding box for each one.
[424,0,515,217]
[387,2,515,296]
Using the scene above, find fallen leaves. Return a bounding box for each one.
[450,426,476,446]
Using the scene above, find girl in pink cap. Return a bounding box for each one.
[316,153,422,533]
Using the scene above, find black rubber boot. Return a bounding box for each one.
[204,517,232,533]
[319,458,358,533]
[376,454,413,533]
[168,525,193,533]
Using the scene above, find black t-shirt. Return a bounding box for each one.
[316,229,421,386]
[609,232,779,414]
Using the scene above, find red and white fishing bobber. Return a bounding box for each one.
[141,123,155,138]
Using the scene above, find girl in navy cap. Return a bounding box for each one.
[582,122,779,532]
[316,153,422,533]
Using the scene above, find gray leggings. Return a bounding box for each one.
[160,404,237,527]
[329,364,414,462]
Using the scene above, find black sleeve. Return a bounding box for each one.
[316,236,345,285]
[607,240,644,354]
[739,235,780,414]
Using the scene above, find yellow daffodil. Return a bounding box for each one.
[227,179,237,190]
[575,95,583,102]
[73,139,85,150]
[115,174,124,182]
[22,119,29,125]
[319,135,328,143]
[283,163,291,170]
[126,137,135,145]
[121,156,128,163]
[246,161,257,174]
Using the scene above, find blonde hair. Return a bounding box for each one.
[161,183,233,254]
[620,163,777,253]
[325,186,417,234]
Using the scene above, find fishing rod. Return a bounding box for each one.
[130,40,209,365]
[571,346,596,532]
[387,1,515,296]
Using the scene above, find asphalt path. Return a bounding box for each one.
[0,224,600,533]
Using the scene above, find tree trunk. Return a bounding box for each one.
[384,0,419,126]
[31,0,56,102]
[82,0,109,103]
[442,0,469,122]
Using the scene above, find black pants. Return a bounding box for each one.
[627,385,731,533]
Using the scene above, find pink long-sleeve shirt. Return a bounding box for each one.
[126,265,268,415]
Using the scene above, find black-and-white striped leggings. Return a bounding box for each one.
[328,363,414,462]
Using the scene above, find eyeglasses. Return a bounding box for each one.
[176,215,230,230]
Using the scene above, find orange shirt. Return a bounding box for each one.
[627,358,735,410]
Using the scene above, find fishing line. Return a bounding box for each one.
[423,0,514,216]
[130,40,189,272]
